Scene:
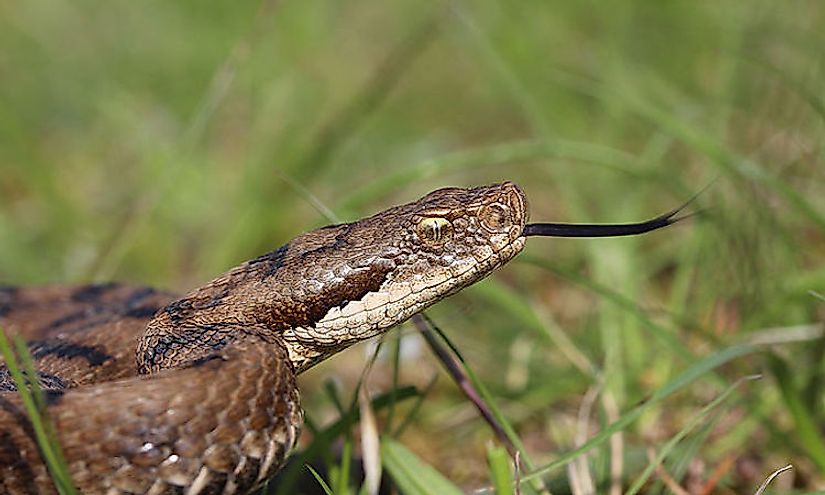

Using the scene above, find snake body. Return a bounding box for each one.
[0,182,528,494]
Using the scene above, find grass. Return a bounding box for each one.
[1,1,825,493]
[0,327,78,494]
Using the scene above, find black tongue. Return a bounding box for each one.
[522,199,699,238]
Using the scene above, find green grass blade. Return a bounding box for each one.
[0,327,78,494]
[381,438,463,495]
[391,375,437,437]
[306,465,335,495]
[487,445,515,495]
[520,343,757,484]
[768,354,825,473]
[332,437,353,495]
[274,386,419,494]
[663,408,722,489]
[461,352,534,467]
[383,334,403,433]
[415,315,545,494]
[626,375,758,494]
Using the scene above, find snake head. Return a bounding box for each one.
[387,180,529,297]
[275,181,529,371]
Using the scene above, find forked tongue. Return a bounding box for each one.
[522,196,700,238]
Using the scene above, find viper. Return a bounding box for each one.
[0,182,687,494]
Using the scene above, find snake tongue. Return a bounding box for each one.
[522,199,699,238]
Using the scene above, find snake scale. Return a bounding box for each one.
[0,182,684,494]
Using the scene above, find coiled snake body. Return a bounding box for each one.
[0,183,530,494]
[0,181,684,494]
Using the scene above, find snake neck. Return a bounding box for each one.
[135,316,273,375]
[134,257,286,375]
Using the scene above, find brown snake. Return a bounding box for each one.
[0,182,686,494]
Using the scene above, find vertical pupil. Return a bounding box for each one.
[431,221,440,240]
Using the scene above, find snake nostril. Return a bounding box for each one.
[505,184,528,226]
[480,203,510,232]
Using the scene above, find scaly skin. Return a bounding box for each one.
[0,182,528,494]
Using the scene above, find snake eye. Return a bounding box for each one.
[416,217,453,244]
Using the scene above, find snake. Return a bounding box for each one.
[0,181,686,494]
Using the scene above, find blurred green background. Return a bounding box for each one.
[1,1,824,493]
